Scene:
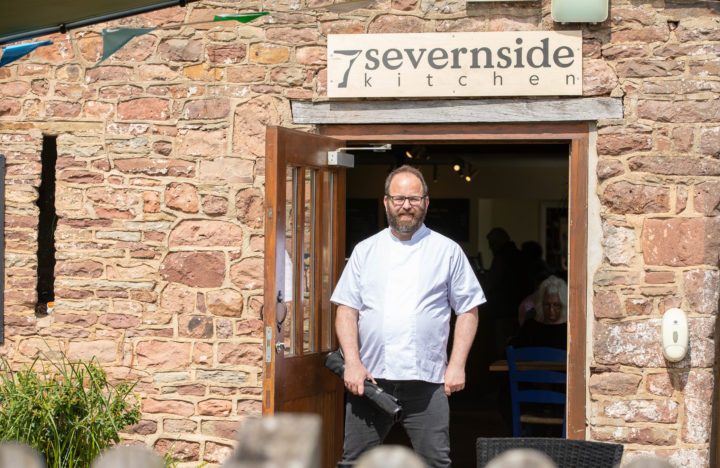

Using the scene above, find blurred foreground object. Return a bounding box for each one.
[355,446,424,468]
[485,448,557,468]
[224,413,321,468]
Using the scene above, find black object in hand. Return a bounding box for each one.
[325,349,403,422]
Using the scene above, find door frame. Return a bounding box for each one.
[318,122,589,440]
[262,127,347,467]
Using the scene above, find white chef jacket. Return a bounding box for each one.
[330,224,486,383]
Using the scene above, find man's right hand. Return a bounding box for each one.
[344,360,375,396]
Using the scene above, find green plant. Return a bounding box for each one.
[0,349,140,468]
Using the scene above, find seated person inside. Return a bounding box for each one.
[511,275,567,350]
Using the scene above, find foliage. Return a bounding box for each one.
[162,451,180,468]
[0,349,140,468]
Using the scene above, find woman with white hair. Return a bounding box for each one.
[510,275,568,350]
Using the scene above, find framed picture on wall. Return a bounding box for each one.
[540,201,568,276]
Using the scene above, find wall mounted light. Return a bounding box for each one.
[551,0,608,23]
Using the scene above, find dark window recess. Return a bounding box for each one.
[36,136,57,313]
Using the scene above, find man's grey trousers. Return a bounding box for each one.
[342,379,451,468]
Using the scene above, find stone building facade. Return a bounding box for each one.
[0,0,718,466]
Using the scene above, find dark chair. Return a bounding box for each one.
[476,437,624,468]
[506,345,566,437]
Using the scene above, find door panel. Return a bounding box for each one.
[263,126,346,468]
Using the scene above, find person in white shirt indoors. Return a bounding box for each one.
[331,165,486,468]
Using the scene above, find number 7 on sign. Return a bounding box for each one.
[334,50,361,88]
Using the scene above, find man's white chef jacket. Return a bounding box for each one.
[330,224,486,383]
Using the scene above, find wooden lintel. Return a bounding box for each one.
[292,97,623,124]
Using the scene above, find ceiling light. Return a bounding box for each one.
[405,151,413,159]
[452,163,461,172]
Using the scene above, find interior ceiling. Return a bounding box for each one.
[0,0,199,45]
[352,143,570,167]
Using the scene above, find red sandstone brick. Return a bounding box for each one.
[638,100,720,123]
[0,82,30,97]
[591,426,676,446]
[610,25,669,43]
[118,98,170,120]
[321,20,365,35]
[642,217,720,266]
[218,343,263,366]
[630,155,720,176]
[136,341,191,370]
[684,269,719,315]
[178,316,213,338]
[369,15,424,33]
[594,291,623,318]
[158,39,202,61]
[165,183,199,213]
[602,44,647,60]
[230,257,264,290]
[623,298,651,316]
[198,399,232,416]
[249,43,290,64]
[161,252,225,288]
[182,99,230,120]
[204,442,234,464]
[698,127,720,156]
[644,271,675,284]
[114,158,195,177]
[207,45,247,64]
[154,438,199,461]
[201,420,241,439]
[602,181,669,214]
[603,399,678,423]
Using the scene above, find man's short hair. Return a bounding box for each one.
[384,165,428,196]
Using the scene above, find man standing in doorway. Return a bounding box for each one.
[331,165,485,467]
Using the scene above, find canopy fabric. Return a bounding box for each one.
[0,0,198,45]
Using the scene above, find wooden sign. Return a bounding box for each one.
[327,31,582,98]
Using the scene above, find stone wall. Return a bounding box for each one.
[0,0,718,466]
[589,2,720,465]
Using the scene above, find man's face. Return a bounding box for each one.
[384,172,428,235]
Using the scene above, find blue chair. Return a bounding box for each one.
[505,345,567,438]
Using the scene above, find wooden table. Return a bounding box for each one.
[489,360,566,372]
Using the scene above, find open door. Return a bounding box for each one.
[263,126,347,468]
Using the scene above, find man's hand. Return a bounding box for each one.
[443,363,466,396]
[344,360,375,396]
[444,307,478,396]
[335,305,374,396]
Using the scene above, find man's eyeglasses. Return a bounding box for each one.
[386,195,427,206]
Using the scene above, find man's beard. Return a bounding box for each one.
[386,204,427,234]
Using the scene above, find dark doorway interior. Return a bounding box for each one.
[344,142,570,466]
[36,136,57,314]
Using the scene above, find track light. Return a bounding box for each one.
[465,175,471,182]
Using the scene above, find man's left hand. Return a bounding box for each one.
[443,364,466,396]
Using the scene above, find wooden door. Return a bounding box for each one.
[262,126,346,468]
